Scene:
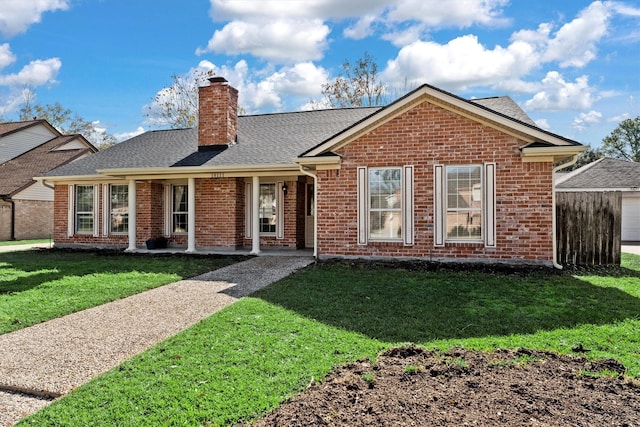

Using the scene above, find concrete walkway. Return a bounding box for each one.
[0,255,314,427]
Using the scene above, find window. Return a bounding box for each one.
[369,168,403,240]
[357,165,414,245]
[172,185,188,233]
[259,183,276,234]
[434,163,496,247]
[109,184,128,233]
[446,166,482,240]
[75,185,94,233]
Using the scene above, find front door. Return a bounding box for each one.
[305,183,315,248]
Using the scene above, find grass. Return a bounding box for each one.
[0,239,51,246]
[17,253,640,426]
[0,250,244,334]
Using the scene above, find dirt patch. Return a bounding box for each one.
[249,347,640,426]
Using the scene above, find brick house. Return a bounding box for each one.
[40,77,585,266]
[0,120,96,240]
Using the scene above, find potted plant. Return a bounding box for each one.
[145,236,168,250]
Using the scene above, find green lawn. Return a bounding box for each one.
[0,250,245,334]
[17,253,640,427]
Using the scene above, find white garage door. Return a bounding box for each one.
[622,195,640,241]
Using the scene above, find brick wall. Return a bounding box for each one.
[195,177,245,248]
[198,79,238,147]
[316,100,555,263]
[0,200,11,240]
[14,200,53,239]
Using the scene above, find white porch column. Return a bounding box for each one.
[126,179,137,251]
[187,177,196,252]
[251,175,261,254]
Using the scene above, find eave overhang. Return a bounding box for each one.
[520,145,587,163]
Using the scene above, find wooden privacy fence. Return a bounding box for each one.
[556,191,622,266]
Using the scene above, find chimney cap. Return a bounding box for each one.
[208,76,228,84]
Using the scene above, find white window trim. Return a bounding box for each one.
[245,181,253,239]
[434,163,496,247]
[73,184,97,235]
[108,184,129,235]
[357,165,414,245]
[171,184,188,234]
[67,184,74,237]
[102,184,110,236]
[258,182,277,236]
[446,164,484,243]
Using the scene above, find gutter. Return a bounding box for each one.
[298,165,318,259]
[552,154,580,270]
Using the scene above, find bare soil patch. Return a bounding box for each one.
[250,347,640,426]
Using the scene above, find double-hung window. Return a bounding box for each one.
[172,185,188,233]
[109,184,128,233]
[259,183,276,234]
[446,166,482,240]
[75,185,95,233]
[357,165,414,245]
[434,163,496,247]
[369,168,403,240]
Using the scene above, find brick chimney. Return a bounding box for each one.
[198,77,238,149]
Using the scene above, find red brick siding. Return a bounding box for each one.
[137,182,164,245]
[195,178,245,248]
[198,83,238,147]
[317,101,554,262]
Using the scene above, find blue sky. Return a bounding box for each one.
[0,1,638,147]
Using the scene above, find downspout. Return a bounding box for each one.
[552,154,579,270]
[299,165,318,259]
[1,197,16,241]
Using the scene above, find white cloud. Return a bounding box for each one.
[343,14,378,40]
[543,1,611,68]
[534,118,551,130]
[0,57,61,86]
[607,113,630,122]
[0,0,69,37]
[0,44,17,70]
[114,127,146,142]
[201,0,511,63]
[572,110,603,130]
[386,0,509,28]
[196,18,330,62]
[381,35,538,91]
[524,71,598,111]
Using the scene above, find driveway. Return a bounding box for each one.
[622,244,640,255]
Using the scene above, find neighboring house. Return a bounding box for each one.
[40,78,585,266]
[0,120,97,240]
[556,157,640,242]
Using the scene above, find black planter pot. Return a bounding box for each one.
[145,237,168,250]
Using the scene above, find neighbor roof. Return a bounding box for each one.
[0,135,96,196]
[556,157,640,190]
[0,120,43,137]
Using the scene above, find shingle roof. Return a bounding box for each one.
[44,93,542,178]
[471,97,537,126]
[45,108,380,176]
[0,135,95,196]
[556,158,640,189]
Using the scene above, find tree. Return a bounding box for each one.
[601,116,640,162]
[564,146,604,171]
[146,69,213,129]
[19,102,116,150]
[321,52,387,108]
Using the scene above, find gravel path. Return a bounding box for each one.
[0,255,313,427]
